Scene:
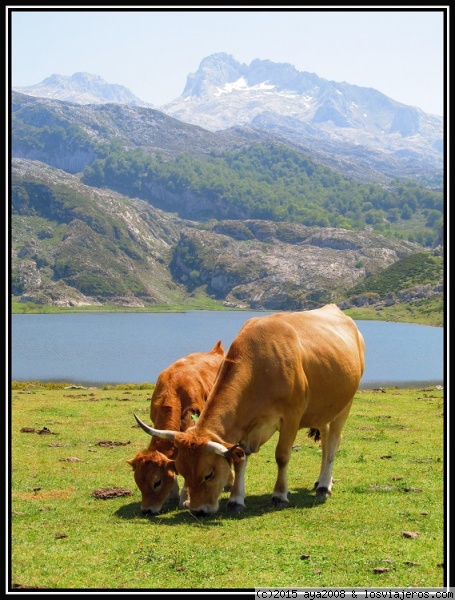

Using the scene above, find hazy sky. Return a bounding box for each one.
[8,7,447,116]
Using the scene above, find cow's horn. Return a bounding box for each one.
[205,440,230,457]
[133,413,177,441]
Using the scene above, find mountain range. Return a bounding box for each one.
[13,52,443,186]
[10,54,444,314]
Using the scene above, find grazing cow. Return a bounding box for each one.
[127,340,225,514]
[134,304,365,516]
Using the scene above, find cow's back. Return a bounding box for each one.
[200,305,364,436]
[279,305,365,426]
[151,342,224,431]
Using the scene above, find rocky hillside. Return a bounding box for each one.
[12,158,432,310]
[11,158,183,307]
[170,221,423,310]
[11,91,254,174]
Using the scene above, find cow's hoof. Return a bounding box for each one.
[312,480,319,491]
[226,501,245,514]
[315,486,331,500]
[271,496,289,509]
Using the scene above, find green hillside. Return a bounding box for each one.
[348,253,443,297]
[82,143,443,246]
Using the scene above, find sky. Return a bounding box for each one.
[8,7,447,116]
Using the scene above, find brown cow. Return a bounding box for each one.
[134,304,365,515]
[127,340,225,514]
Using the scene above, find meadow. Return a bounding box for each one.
[10,383,445,590]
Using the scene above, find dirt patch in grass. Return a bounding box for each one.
[20,426,57,435]
[94,440,131,447]
[92,487,133,499]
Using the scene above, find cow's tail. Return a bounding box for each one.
[307,428,320,442]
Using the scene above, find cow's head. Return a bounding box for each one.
[127,448,178,515]
[133,414,245,515]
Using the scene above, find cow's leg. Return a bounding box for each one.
[312,423,329,491]
[226,455,248,514]
[178,480,190,509]
[272,424,299,507]
[315,401,353,499]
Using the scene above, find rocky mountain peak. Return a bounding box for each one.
[182,52,247,98]
[165,52,438,132]
[181,53,321,100]
[13,72,153,108]
[247,57,320,92]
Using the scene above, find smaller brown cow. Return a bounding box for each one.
[127,340,225,514]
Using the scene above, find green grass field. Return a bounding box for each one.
[10,383,445,590]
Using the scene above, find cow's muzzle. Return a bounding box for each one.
[183,500,219,516]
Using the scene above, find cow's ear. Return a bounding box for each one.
[126,458,136,469]
[168,460,177,474]
[225,444,246,464]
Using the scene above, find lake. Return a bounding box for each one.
[10,311,444,388]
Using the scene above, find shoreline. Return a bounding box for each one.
[10,379,445,391]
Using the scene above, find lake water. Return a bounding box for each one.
[10,312,445,388]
